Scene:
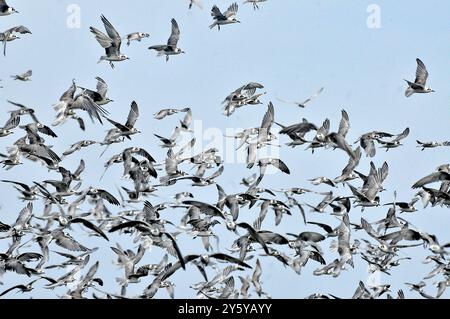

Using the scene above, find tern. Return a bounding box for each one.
[11,69,32,81]
[210,3,240,30]
[125,32,150,46]
[148,19,185,62]
[0,25,31,56]
[90,15,129,68]
[405,58,434,97]
[0,0,18,16]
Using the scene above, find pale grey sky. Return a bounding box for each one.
[0,0,449,299]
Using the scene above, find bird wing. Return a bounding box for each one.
[167,18,180,48]
[271,158,291,174]
[360,136,376,157]
[72,94,108,123]
[260,102,274,132]
[412,171,450,189]
[308,221,333,234]
[224,2,238,18]
[97,189,120,205]
[95,77,108,98]
[414,58,429,86]
[393,127,410,142]
[73,159,86,178]
[338,109,350,137]
[100,15,121,49]
[109,220,151,233]
[90,26,114,48]
[125,101,139,128]
[20,70,32,78]
[54,231,89,252]
[14,202,33,228]
[69,218,109,241]
[301,87,324,106]
[211,5,224,19]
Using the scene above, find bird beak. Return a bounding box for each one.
[182,50,186,54]
[237,20,241,23]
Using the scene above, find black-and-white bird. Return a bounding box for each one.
[148,19,185,62]
[405,58,434,97]
[106,101,140,139]
[11,69,32,81]
[416,140,450,151]
[209,3,240,30]
[77,77,113,106]
[277,87,324,108]
[125,32,150,46]
[0,0,18,16]
[90,15,129,68]
[0,25,31,56]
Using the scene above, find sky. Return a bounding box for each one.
[0,0,450,299]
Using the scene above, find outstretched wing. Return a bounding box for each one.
[95,77,108,98]
[167,18,180,48]
[338,109,350,137]
[224,2,238,18]
[100,15,122,50]
[125,101,139,128]
[414,58,429,86]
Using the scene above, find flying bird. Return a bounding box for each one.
[405,58,434,97]
[0,25,31,56]
[125,32,150,46]
[90,15,129,68]
[0,0,18,16]
[11,69,32,81]
[148,19,185,62]
[210,3,240,30]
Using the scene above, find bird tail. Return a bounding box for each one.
[405,87,414,97]
[97,56,106,64]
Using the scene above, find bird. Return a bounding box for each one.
[77,77,113,106]
[11,69,32,81]
[243,0,268,10]
[376,127,410,151]
[188,0,203,9]
[0,278,56,297]
[209,3,240,30]
[148,19,185,62]
[154,107,190,120]
[277,87,324,108]
[0,25,31,56]
[125,32,150,46]
[90,15,129,68]
[416,140,450,151]
[106,101,140,140]
[0,0,18,16]
[405,58,434,97]
[412,165,450,189]
[52,79,109,127]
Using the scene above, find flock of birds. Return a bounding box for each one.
[0,0,449,300]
